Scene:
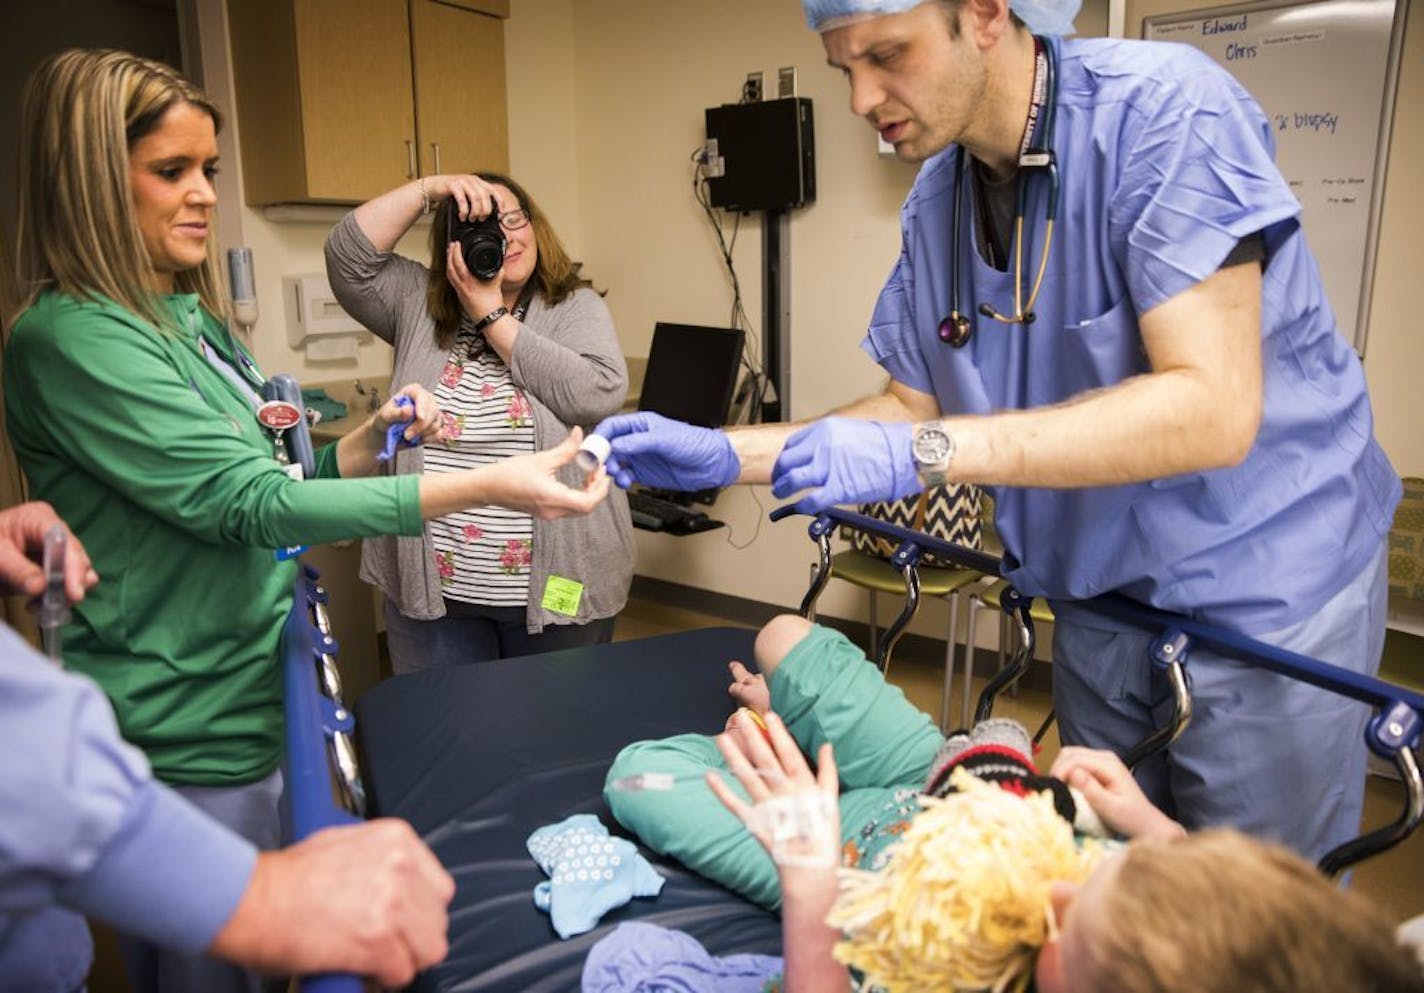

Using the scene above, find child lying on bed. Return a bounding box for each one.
[605,614,1423,993]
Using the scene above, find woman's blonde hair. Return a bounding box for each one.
[1085,829,1424,993]
[426,172,593,348]
[12,48,226,332]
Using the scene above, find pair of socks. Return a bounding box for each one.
[527,814,665,939]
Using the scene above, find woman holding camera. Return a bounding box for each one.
[5,49,608,993]
[325,173,634,671]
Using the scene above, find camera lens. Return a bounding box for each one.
[450,211,507,281]
[468,238,504,280]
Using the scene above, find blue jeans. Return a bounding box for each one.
[118,770,285,993]
[385,599,616,675]
[1051,545,1387,862]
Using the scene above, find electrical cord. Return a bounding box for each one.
[689,145,770,423]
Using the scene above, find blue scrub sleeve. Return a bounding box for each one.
[0,626,256,952]
[1111,46,1300,314]
[861,246,938,396]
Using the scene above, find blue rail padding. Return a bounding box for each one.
[770,504,1424,728]
[281,566,363,993]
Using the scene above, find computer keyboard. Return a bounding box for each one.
[627,490,723,535]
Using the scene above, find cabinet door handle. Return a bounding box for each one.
[406,140,416,179]
[432,142,442,174]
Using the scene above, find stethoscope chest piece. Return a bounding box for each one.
[938,313,972,348]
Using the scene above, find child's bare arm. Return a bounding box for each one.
[707,714,853,993]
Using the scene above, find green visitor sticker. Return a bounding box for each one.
[541,575,585,617]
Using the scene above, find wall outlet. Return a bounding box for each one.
[702,138,726,177]
[777,66,797,99]
[744,70,764,103]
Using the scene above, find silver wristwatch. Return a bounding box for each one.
[911,421,956,488]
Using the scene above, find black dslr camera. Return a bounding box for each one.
[448,207,507,281]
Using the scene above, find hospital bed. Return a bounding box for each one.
[281,507,1424,992]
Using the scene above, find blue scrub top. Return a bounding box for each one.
[863,36,1399,634]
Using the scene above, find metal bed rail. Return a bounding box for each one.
[281,564,365,993]
[771,504,1424,875]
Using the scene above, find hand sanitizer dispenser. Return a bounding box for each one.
[284,274,368,361]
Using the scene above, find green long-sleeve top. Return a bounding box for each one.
[4,291,423,785]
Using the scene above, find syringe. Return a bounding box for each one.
[38,524,70,664]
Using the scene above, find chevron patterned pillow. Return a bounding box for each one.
[847,484,983,568]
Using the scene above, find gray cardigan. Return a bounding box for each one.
[325,212,634,630]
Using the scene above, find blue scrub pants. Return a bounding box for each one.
[117,770,285,993]
[1051,546,1387,862]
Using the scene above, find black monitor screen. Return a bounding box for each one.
[637,323,746,429]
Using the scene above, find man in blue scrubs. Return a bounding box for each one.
[597,0,1401,861]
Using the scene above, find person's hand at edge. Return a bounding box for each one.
[0,502,97,602]
[770,418,920,515]
[208,818,454,986]
[374,383,444,446]
[1049,747,1186,841]
[592,412,740,492]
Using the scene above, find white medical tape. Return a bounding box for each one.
[747,791,838,868]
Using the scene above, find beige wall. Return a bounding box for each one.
[202,0,1422,631]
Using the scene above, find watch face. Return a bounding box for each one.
[914,426,952,465]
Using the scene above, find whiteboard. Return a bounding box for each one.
[1144,0,1407,354]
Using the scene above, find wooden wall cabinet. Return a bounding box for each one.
[228,0,510,206]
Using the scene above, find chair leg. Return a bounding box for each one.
[941,591,962,733]
[868,589,880,664]
[963,597,984,730]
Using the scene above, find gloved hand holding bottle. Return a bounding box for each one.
[593,412,742,492]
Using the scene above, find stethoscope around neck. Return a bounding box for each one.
[939,35,1061,348]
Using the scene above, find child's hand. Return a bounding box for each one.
[1049,747,1185,841]
[707,711,840,872]
[727,660,771,715]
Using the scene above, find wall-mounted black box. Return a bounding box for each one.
[704,97,815,212]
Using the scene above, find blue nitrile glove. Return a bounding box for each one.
[770,417,920,515]
[376,395,422,463]
[594,412,741,492]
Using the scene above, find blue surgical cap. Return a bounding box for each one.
[803,0,1080,35]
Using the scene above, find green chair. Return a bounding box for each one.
[813,548,986,732]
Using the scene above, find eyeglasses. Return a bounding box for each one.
[497,208,530,231]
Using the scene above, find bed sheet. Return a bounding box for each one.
[355,626,782,992]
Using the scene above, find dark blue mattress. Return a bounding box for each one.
[355,626,782,992]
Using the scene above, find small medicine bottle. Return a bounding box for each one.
[575,433,611,474]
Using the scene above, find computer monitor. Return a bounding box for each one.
[637,323,746,429]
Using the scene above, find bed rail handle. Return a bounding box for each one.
[796,514,836,620]
[1320,702,1424,876]
[973,586,1037,725]
[1121,629,1195,769]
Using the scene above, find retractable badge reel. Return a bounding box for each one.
[260,374,318,561]
[257,398,305,478]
